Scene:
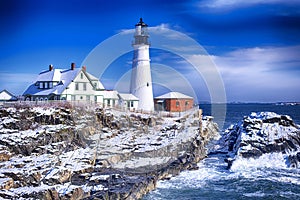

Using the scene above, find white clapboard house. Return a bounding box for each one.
[22,63,139,110]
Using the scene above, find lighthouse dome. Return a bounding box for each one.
[135,18,148,27]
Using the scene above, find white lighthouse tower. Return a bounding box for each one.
[130,18,154,111]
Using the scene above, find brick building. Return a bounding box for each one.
[154,92,194,112]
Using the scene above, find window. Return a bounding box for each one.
[75,83,79,90]
[44,82,48,89]
[131,101,134,107]
[81,73,83,79]
[94,96,97,102]
[39,82,43,89]
[107,99,110,106]
[87,95,90,101]
[185,101,189,106]
[71,95,76,101]
[176,101,179,107]
[127,101,130,108]
[49,82,53,88]
[112,100,115,106]
[94,83,97,89]
[80,96,83,100]
[83,83,87,91]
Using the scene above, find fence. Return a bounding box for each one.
[1,100,200,119]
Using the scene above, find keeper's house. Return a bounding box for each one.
[154,92,194,112]
[23,63,106,102]
[22,63,139,110]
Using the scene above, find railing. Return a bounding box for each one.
[1,100,200,119]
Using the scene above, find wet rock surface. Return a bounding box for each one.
[0,103,218,199]
[221,112,300,169]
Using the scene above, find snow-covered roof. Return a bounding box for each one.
[35,69,62,82]
[118,93,139,101]
[0,90,18,101]
[99,90,119,99]
[23,68,81,96]
[85,71,98,81]
[85,71,105,90]
[155,92,193,99]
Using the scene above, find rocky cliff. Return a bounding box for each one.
[222,112,300,169]
[0,103,219,199]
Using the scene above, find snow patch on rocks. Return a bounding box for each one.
[221,112,300,169]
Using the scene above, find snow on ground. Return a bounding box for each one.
[0,105,215,198]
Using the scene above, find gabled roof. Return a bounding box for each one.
[85,71,105,90]
[0,90,18,101]
[118,93,139,101]
[155,92,193,99]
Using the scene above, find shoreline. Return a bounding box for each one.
[0,103,219,199]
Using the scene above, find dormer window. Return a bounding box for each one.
[39,82,43,89]
[44,82,48,89]
[81,73,83,79]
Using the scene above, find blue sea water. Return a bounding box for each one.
[143,104,300,200]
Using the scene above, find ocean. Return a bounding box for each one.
[143,104,300,200]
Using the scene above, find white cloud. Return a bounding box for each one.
[85,22,300,103]
[197,0,300,10]
[211,45,300,102]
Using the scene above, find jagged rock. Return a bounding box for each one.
[60,186,85,200]
[0,178,14,190]
[0,147,12,161]
[0,104,219,199]
[223,112,300,168]
[44,168,72,185]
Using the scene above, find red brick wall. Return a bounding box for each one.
[169,99,193,112]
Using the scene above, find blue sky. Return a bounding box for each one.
[0,0,300,103]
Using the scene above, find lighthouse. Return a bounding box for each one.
[130,18,154,111]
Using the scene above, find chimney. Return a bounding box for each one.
[49,64,53,71]
[82,66,86,71]
[71,62,75,70]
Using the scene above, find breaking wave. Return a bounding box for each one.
[144,154,300,199]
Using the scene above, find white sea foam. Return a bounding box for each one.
[156,157,230,189]
[243,191,266,197]
[156,153,300,193]
[230,152,288,172]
